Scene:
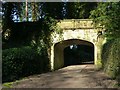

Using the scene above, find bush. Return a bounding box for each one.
[101,38,120,81]
[2,46,50,83]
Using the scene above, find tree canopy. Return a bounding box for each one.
[66,2,97,19]
[2,2,120,43]
[2,2,97,44]
[2,2,97,22]
[90,2,120,39]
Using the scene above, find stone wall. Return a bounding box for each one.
[50,19,105,70]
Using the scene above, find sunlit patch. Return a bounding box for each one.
[70,45,73,49]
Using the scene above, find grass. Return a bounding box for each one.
[3,82,14,88]
[2,77,26,88]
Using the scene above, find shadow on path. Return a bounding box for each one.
[7,64,117,88]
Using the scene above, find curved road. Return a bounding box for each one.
[12,64,117,88]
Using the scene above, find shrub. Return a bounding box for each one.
[2,46,50,83]
[101,38,120,81]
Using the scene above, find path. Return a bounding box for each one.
[11,64,117,88]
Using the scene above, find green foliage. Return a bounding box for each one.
[2,16,60,83]
[66,2,97,19]
[90,2,120,84]
[2,16,61,48]
[2,2,14,38]
[31,2,40,21]
[3,82,14,88]
[101,38,120,82]
[19,2,42,21]
[41,16,63,48]
[90,2,120,39]
[2,46,50,83]
[42,2,64,19]
[2,21,42,47]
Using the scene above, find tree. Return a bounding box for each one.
[66,2,97,19]
[42,2,64,19]
[2,2,14,40]
[31,2,38,21]
[90,2,120,39]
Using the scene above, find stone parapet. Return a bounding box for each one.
[57,19,102,29]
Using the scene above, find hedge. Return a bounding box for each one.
[101,38,120,83]
[2,46,50,83]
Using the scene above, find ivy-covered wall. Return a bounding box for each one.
[101,38,120,83]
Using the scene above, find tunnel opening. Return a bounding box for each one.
[64,44,94,67]
[54,39,95,70]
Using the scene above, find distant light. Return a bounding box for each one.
[1,0,6,3]
[74,45,77,49]
[70,45,73,49]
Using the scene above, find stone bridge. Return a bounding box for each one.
[50,19,106,70]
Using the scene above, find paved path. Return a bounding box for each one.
[12,64,117,88]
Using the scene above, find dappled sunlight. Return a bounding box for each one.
[12,64,117,88]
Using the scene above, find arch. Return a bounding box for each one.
[50,19,105,70]
[53,39,95,70]
[55,39,94,48]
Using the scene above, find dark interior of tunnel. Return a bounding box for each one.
[64,44,94,67]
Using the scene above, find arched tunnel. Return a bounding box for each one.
[54,39,94,70]
[64,44,94,67]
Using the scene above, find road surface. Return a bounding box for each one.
[10,64,117,88]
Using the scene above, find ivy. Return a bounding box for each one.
[90,2,120,39]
